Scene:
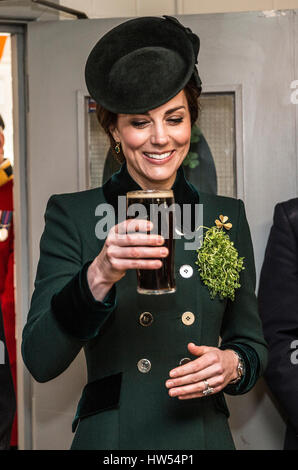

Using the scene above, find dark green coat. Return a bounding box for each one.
[22,164,267,450]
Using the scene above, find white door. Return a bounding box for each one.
[25,11,297,449]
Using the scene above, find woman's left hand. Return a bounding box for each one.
[165,343,239,399]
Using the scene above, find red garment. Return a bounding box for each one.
[0,178,17,446]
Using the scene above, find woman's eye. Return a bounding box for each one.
[167,117,183,124]
[131,121,148,128]
[130,117,183,127]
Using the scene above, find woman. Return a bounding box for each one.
[22,16,267,450]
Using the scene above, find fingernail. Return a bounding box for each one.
[167,381,174,387]
[170,370,177,378]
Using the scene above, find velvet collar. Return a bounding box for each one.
[102,162,200,230]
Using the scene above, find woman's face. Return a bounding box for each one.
[110,90,191,189]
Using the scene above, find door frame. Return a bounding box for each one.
[0,22,32,450]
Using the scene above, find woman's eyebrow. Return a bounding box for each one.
[164,106,186,115]
[139,106,186,117]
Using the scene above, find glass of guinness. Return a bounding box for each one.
[126,189,176,295]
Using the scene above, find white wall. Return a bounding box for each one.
[58,0,298,19]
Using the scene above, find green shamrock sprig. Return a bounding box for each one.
[195,216,245,301]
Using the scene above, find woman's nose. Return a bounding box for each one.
[150,124,169,146]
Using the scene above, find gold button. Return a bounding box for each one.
[139,312,154,327]
[181,311,195,326]
[179,357,191,366]
[137,358,151,373]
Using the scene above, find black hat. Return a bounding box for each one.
[85,15,202,114]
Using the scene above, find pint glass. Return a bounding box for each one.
[126,189,176,295]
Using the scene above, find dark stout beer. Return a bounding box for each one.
[126,190,176,294]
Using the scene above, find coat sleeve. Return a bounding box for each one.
[219,199,268,395]
[258,202,298,432]
[21,195,116,383]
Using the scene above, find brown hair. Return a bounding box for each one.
[0,114,5,131]
[96,76,201,164]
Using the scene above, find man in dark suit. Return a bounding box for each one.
[258,198,298,449]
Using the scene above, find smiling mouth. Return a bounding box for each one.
[143,150,174,161]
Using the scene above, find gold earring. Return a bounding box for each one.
[115,142,121,154]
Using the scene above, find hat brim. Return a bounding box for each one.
[85,16,198,114]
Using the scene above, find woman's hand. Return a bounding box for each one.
[87,218,168,301]
[165,343,239,399]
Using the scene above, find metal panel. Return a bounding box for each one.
[0,0,60,21]
[0,25,25,32]
[4,24,32,450]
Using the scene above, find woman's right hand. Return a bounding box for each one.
[87,218,168,301]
